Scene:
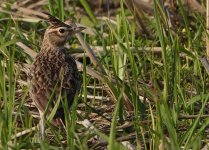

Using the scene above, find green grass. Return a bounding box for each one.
[0,0,209,149]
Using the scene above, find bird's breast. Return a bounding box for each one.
[30,48,80,94]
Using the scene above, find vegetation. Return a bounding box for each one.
[0,0,208,149]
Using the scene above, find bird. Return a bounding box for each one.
[29,14,85,139]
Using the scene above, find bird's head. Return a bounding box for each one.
[43,14,85,48]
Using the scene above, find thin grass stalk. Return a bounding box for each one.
[8,45,16,136]
[153,0,179,148]
[68,94,79,149]
[124,0,150,37]
[82,51,87,113]
[76,32,107,75]
[153,0,168,101]
[116,14,124,80]
[79,0,98,25]
[207,0,209,57]
[44,81,60,122]
[120,1,143,147]
[178,0,191,48]
[57,0,64,21]
[47,124,63,148]
[12,87,27,125]
[1,40,16,147]
[0,58,7,148]
[148,101,156,149]
[108,89,123,149]
[172,38,181,114]
[183,93,209,148]
[48,0,55,15]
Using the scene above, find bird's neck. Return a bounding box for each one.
[41,40,64,52]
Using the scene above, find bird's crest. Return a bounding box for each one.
[42,12,85,33]
[44,13,71,28]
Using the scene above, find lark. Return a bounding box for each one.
[29,14,84,138]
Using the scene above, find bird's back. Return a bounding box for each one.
[29,47,81,125]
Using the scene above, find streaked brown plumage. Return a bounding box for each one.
[29,15,84,136]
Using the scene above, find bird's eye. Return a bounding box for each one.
[59,28,65,33]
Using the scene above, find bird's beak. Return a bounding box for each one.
[69,26,86,34]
